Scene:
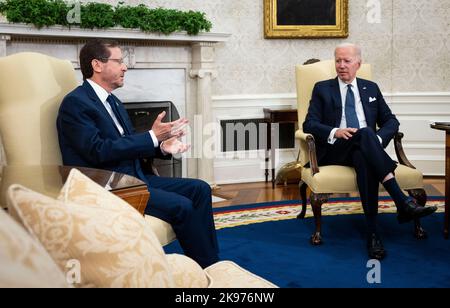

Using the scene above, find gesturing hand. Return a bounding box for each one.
[152,111,189,142]
[335,128,358,140]
[161,137,191,155]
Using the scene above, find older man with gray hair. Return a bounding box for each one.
[303,43,437,260]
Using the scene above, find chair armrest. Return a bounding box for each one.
[394,132,416,169]
[305,134,321,175]
[297,131,320,175]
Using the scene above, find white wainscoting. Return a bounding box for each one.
[212,92,450,184]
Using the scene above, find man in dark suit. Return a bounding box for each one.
[303,43,437,260]
[57,39,219,268]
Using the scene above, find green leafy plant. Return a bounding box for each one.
[0,0,212,35]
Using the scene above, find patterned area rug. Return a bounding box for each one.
[213,196,446,230]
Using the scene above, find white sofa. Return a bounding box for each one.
[1,168,277,288]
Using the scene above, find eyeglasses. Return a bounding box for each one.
[99,58,126,65]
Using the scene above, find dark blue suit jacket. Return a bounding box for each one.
[303,77,399,163]
[57,81,166,180]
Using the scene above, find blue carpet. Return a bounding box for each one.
[164,206,450,288]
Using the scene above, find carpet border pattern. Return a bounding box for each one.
[213,197,445,230]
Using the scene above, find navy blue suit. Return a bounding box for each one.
[303,77,400,217]
[57,81,219,268]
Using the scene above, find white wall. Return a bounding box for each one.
[84,0,450,94]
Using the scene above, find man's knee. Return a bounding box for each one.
[191,179,212,197]
[172,198,194,223]
[357,127,379,141]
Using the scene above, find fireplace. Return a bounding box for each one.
[125,101,182,178]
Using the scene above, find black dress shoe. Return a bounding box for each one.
[397,197,438,224]
[367,233,386,260]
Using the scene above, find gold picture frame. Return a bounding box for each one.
[264,0,349,39]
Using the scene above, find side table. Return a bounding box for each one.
[263,108,298,189]
[430,123,450,239]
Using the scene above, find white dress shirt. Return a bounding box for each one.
[87,79,159,147]
[328,78,382,145]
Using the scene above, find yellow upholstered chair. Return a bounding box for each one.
[295,60,427,245]
[0,52,175,246]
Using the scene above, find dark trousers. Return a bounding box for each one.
[319,127,397,217]
[143,175,219,268]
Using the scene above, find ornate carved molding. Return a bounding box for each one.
[0,35,10,57]
[189,69,218,80]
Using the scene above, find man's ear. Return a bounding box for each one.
[91,59,103,74]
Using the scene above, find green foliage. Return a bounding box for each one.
[81,2,115,29]
[0,0,69,28]
[0,0,212,35]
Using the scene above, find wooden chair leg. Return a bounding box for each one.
[297,181,308,219]
[310,192,330,245]
[408,189,428,239]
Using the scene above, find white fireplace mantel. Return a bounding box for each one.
[0,23,230,184]
[0,23,230,44]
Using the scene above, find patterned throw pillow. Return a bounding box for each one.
[0,208,68,288]
[7,181,174,288]
[166,254,210,288]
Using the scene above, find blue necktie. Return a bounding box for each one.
[345,84,360,129]
[107,95,129,135]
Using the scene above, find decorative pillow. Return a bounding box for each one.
[166,254,210,288]
[58,168,140,212]
[0,208,68,288]
[7,182,174,288]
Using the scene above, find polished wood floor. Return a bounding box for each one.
[212,177,446,208]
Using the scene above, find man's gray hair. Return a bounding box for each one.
[335,43,362,61]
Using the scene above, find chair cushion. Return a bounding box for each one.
[0,208,68,288]
[7,170,174,288]
[166,254,210,288]
[301,164,423,194]
[144,215,176,246]
[205,261,278,288]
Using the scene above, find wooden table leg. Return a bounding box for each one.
[444,132,449,239]
[265,122,271,183]
[271,123,277,189]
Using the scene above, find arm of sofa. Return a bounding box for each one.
[144,215,176,246]
[205,261,278,288]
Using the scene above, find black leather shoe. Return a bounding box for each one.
[367,233,386,260]
[397,197,438,224]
